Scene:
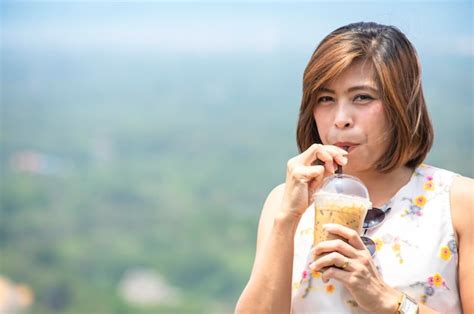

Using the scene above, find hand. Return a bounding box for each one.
[310,224,400,313]
[281,144,347,217]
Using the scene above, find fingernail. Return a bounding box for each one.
[336,156,347,166]
[323,223,334,230]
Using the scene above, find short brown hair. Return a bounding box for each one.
[296,22,433,172]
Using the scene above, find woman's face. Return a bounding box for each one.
[313,60,391,174]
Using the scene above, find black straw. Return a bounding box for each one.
[336,145,349,176]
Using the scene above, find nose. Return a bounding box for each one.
[334,104,353,129]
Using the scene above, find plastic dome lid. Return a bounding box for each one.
[318,174,370,200]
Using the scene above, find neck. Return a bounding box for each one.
[349,166,414,208]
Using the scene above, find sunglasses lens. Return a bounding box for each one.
[361,236,376,256]
[363,207,386,229]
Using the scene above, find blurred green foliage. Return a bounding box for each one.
[1,39,472,314]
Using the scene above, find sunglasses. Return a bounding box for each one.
[361,207,391,256]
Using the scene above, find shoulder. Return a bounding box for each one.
[451,175,474,200]
[264,183,286,210]
[450,175,474,236]
[450,175,474,312]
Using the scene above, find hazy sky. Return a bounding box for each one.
[2,1,472,58]
[1,1,473,176]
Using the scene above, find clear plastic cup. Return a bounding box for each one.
[313,174,372,245]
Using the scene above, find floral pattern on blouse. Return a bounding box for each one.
[293,258,336,299]
[439,236,457,261]
[400,195,427,221]
[399,169,445,225]
[410,273,450,304]
[376,233,417,264]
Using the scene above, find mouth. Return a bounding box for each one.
[333,142,359,153]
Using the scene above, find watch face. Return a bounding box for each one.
[401,294,419,314]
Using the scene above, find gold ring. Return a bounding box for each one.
[339,259,350,270]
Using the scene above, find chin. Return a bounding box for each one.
[343,160,373,175]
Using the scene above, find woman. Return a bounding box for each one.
[235,22,473,313]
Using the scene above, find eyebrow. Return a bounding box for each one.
[319,85,379,94]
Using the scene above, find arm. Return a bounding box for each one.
[450,176,474,313]
[235,184,300,313]
[235,144,348,313]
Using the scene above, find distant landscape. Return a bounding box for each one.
[1,2,472,313]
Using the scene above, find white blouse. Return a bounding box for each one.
[291,164,462,313]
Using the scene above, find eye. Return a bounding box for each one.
[353,94,374,103]
[317,96,334,104]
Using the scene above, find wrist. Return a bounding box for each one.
[274,210,302,229]
[378,287,403,314]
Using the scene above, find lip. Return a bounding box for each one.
[333,142,359,153]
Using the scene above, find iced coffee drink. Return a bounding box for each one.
[313,191,371,245]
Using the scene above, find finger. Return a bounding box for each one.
[321,145,349,165]
[298,144,347,166]
[308,146,334,167]
[319,147,348,173]
[309,252,353,272]
[323,144,349,156]
[291,164,325,184]
[323,224,366,250]
[334,154,348,166]
[322,159,335,175]
[312,239,358,260]
[297,144,323,165]
[321,266,351,284]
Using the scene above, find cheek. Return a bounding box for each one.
[368,102,386,122]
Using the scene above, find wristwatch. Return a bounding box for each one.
[397,293,419,314]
